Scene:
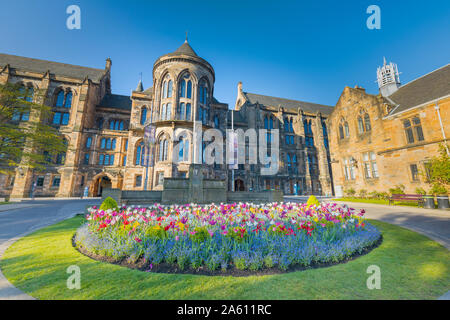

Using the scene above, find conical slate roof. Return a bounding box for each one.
[164,40,198,58]
[135,79,143,92]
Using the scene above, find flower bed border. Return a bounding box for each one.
[72,232,383,277]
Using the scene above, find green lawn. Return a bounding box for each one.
[333,197,422,207]
[0,202,11,205]
[1,216,449,299]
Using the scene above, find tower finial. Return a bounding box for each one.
[185,31,188,42]
[383,56,387,66]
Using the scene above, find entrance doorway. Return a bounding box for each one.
[234,179,245,191]
[94,176,112,197]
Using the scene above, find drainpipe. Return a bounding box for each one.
[435,100,449,155]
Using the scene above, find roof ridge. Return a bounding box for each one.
[0,52,104,72]
[244,91,332,107]
[390,63,450,96]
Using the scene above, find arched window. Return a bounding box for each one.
[289,119,293,133]
[119,121,124,131]
[286,154,291,169]
[140,107,147,125]
[55,91,65,107]
[187,80,192,99]
[269,117,274,129]
[178,137,184,161]
[106,138,111,150]
[167,80,173,98]
[364,113,371,132]
[100,138,106,149]
[135,141,145,165]
[344,122,349,137]
[339,124,344,139]
[111,138,116,150]
[158,139,168,161]
[163,81,168,99]
[65,91,72,108]
[264,116,269,129]
[358,116,364,134]
[180,80,186,98]
[284,118,289,131]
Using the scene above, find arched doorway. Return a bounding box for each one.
[234,179,245,192]
[93,175,112,197]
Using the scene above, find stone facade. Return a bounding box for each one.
[1,46,447,200]
[1,41,333,199]
[328,62,450,196]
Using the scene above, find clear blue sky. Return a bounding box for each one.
[0,0,449,107]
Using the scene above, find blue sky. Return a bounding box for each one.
[0,0,449,107]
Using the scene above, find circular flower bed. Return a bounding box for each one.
[74,202,381,275]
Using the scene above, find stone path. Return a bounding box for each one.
[0,199,99,300]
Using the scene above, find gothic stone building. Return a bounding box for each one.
[327,61,450,196]
[0,41,333,198]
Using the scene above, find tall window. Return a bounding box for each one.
[410,164,419,181]
[52,112,70,125]
[403,119,415,144]
[364,113,371,131]
[178,137,189,162]
[412,117,424,142]
[85,137,92,149]
[140,107,147,125]
[135,175,142,187]
[322,122,329,149]
[158,139,168,162]
[362,152,379,178]
[343,157,356,180]
[135,141,145,166]
[304,119,314,147]
[12,85,33,121]
[54,90,72,108]
[109,119,125,131]
[358,116,364,134]
[198,78,209,124]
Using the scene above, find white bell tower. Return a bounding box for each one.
[377,57,401,97]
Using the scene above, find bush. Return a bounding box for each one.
[368,191,379,199]
[429,183,448,195]
[389,184,405,195]
[358,189,367,198]
[99,197,119,211]
[306,195,320,207]
[344,188,356,197]
[415,187,427,195]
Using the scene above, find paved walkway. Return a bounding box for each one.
[0,199,99,300]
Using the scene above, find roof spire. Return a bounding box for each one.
[185,30,188,43]
[135,72,143,92]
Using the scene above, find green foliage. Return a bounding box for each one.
[144,225,167,240]
[99,197,119,211]
[263,255,275,268]
[0,82,67,174]
[429,183,448,195]
[306,195,320,207]
[415,187,427,195]
[344,188,356,196]
[189,226,210,243]
[389,184,405,195]
[358,189,367,198]
[423,144,450,193]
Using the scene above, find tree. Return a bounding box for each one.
[423,144,450,195]
[0,82,67,174]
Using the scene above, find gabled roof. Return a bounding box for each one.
[0,53,106,83]
[243,92,334,115]
[387,64,450,116]
[97,94,132,111]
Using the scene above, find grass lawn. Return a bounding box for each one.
[333,197,422,207]
[0,202,11,205]
[1,216,449,300]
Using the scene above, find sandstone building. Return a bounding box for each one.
[327,60,450,196]
[0,40,333,198]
